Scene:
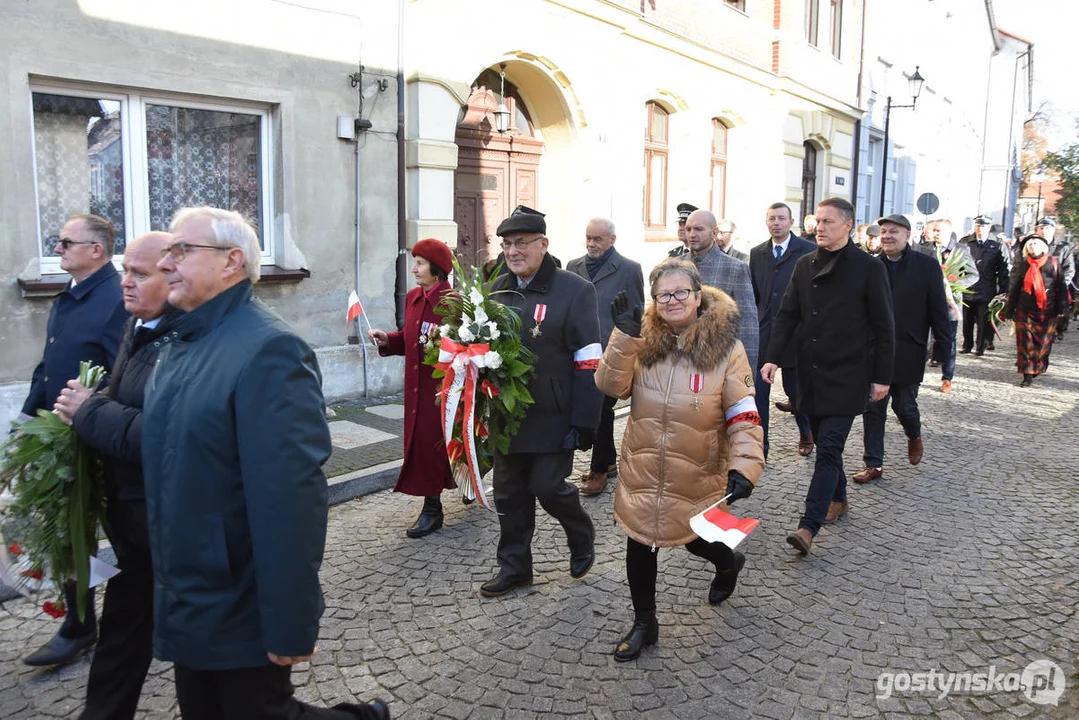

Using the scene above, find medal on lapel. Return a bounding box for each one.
[690,373,703,411]
[418,321,435,347]
[531,304,547,338]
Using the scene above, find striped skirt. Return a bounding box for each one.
[1015,309,1056,375]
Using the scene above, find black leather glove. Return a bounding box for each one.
[611,290,642,338]
[725,470,753,505]
[575,427,595,452]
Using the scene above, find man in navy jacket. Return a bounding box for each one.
[21,214,127,668]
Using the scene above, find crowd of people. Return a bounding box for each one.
[9,194,1076,716]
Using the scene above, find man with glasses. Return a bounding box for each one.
[481,205,603,598]
[21,214,127,668]
[685,209,759,370]
[141,207,388,719]
[717,219,748,263]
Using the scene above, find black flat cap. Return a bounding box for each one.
[676,203,698,222]
[878,214,911,231]
[496,205,546,236]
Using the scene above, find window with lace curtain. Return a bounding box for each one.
[30,85,272,271]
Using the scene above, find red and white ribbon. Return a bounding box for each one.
[573,343,602,371]
[690,373,703,393]
[436,337,495,510]
[533,304,547,324]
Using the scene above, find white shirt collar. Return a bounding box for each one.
[135,316,163,330]
[771,233,794,255]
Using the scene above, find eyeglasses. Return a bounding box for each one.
[500,236,545,251]
[653,288,694,304]
[58,238,100,250]
[160,243,232,262]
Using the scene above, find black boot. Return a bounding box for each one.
[708,552,745,606]
[1019,374,1034,388]
[406,496,443,538]
[613,611,659,662]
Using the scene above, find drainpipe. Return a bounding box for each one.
[394,0,408,330]
[355,115,373,398]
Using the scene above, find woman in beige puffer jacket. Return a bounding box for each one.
[595,259,765,661]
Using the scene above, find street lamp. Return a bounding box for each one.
[1031,169,1048,225]
[879,66,925,217]
[493,64,511,134]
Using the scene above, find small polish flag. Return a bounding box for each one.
[689,497,760,550]
[347,291,363,327]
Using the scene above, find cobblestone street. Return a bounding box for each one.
[2,337,1077,719]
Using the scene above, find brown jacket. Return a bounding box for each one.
[595,287,765,548]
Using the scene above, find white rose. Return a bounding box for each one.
[483,350,503,369]
[487,321,500,339]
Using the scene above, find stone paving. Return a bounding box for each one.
[1,336,1077,719]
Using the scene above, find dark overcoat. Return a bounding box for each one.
[765,240,895,417]
[378,280,456,496]
[750,233,816,369]
[1004,257,1068,317]
[22,262,127,415]
[879,247,953,386]
[142,281,331,671]
[490,253,603,453]
[566,248,645,349]
[960,235,1010,302]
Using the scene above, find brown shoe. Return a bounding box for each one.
[774,399,793,413]
[852,467,883,484]
[580,471,608,496]
[940,379,952,393]
[786,528,813,555]
[824,500,848,524]
[908,436,923,465]
[797,434,814,456]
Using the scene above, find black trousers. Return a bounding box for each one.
[625,537,736,613]
[174,663,381,720]
[800,415,855,535]
[861,384,921,468]
[590,395,618,472]
[492,451,594,577]
[962,300,991,352]
[79,500,154,720]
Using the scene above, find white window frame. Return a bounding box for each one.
[30,81,275,273]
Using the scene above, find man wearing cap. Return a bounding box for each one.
[1035,218,1075,338]
[481,205,603,597]
[717,219,749,263]
[567,218,644,497]
[863,224,882,257]
[669,203,697,258]
[851,215,951,485]
[959,216,1010,355]
[915,218,978,392]
[749,202,816,458]
[684,209,759,370]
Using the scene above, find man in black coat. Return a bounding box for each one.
[1035,218,1076,337]
[567,217,644,497]
[54,232,175,720]
[852,216,952,485]
[959,215,1010,355]
[749,202,816,458]
[761,198,894,556]
[21,214,128,668]
[481,205,603,597]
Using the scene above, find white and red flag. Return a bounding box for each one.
[689,497,760,550]
[347,291,363,326]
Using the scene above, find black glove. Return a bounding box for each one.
[575,427,595,452]
[611,290,642,338]
[725,470,753,505]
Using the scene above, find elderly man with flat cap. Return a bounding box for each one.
[959,215,1010,355]
[481,205,603,597]
[851,215,951,486]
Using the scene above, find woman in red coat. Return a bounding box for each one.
[368,239,457,537]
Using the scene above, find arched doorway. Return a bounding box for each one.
[454,69,544,269]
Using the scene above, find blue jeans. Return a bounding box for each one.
[800,415,855,535]
[861,384,921,468]
[755,368,812,458]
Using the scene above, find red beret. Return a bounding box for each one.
[411,238,453,275]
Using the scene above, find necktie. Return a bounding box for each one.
[774,245,782,260]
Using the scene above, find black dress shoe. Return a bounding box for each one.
[569,550,595,579]
[959,348,972,354]
[479,571,533,597]
[708,552,745,606]
[613,611,659,662]
[23,630,97,667]
[333,699,391,720]
[368,699,391,720]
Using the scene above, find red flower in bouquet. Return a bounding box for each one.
[447,439,464,463]
[475,419,489,439]
[20,568,43,580]
[42,601,66,619]
[947,274,958,283]
[7,542,22,556]
[480,379,500,398]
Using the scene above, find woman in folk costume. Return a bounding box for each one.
[1003,236,1068,387]
[369,239,457,536]
[595,259,765,661]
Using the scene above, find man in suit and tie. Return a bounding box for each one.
[749,202,816,458]
[567,218,645,496]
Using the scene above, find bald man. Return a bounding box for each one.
[55,232,181,720]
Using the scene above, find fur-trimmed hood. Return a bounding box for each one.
[638,286,741,371]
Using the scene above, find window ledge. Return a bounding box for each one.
[18,265,309,298]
